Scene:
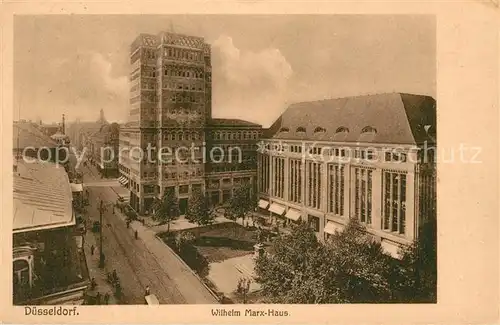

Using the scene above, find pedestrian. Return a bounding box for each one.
[90,244,95,255]
[90,277,96,290]
[96,292,101,305]
[145,285,150,296]
[134,230,138,239]
[104,292,110,305]
[112,206,115,214]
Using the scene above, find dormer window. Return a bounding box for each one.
[279,127,290,133]
[335,127,349,133]
[314,126,326,134]
[296,127,306,133]
[361,126,377,134]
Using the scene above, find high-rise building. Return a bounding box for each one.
[119,32,261,214]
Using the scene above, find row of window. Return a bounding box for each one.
[279,126,376,134]
[213,131,260,141]
[260,162,408,235]
[162,81,205,92]
[143,49,157,61]
[265,143,408,162]
[163,47,203,62]
[163,68,205,79]
[210,164,255,173]
[161,92,205,103]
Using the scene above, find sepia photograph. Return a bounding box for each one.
[3,3,498,324]
[11,14,437,306]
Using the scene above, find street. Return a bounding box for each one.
[83,166,187,304]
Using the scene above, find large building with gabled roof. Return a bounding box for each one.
[257,92,437,257]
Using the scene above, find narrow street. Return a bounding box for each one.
[82,166,187,304]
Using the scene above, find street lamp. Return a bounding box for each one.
[98,199,106,268]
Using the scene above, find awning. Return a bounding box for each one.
[258,199,269,209]
[118,176,125,184]
[122,179,129,186]
[324,221,343,235]
[285,208,302,221]
[268,203,285,215]
[70,183,83,193]
[381,240,403,259]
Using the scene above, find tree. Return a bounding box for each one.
[186,188,215,226]
[227,183,256,223]
[394,217,437,303]
[255,218,396,303]
[153,189,180,232]
[254,220,327,303]
[323,218,393,303]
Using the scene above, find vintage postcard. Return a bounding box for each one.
[1,1,498,324]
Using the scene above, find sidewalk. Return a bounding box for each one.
[114,210,219,304]
[83,229,119,305]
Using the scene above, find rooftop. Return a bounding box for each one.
[13,122,57,149]
[13,161,74,233]
[208,118,262,128]
[266,92,436,145]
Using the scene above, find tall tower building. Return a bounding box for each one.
[121,32,213,214]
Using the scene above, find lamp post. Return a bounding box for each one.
[98,199,106,268]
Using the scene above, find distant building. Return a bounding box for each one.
[13,160,89,305]
[205,118,262,207]
[257,93,437,258]
[89,122,120,178]
[39,122,60,138]
[119,32,262,214]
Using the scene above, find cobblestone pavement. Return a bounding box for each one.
[83,164,218,304]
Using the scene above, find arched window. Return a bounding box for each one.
[296,127,306,133]
[314,126,326,133]
[361,126,377,134]
[335,127,349,133]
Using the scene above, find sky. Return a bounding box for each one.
[14,15,435,127]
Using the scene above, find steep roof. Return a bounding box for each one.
[266,93,436,145]
[13,122,57,149]
[208,118,262,128]
[13,161,74,233]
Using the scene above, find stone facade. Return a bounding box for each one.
[119,32,261,214]
[257,93,437,257]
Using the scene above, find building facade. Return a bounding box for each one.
[257,93,437,257]
[89,122,120,178]
[13,160,89,305]
[119,32,262,214]
[205,119,262,207]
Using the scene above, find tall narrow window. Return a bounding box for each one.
[382,171,407,235]
[328,164,345,216]
[353,167,373,225]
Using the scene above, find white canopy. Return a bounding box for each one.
[258,199,269,209]
[324,221,343,235]
[268,203,285,216]
[285,208,301,221]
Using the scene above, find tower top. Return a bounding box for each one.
[98,109,106,124]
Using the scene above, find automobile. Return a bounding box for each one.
[92,221,101,233]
